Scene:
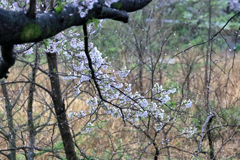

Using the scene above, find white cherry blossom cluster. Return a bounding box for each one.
[182,126,197,138]
[1,0,18,11]
[73,0,119,18]
[87,23,97,35]
[70,38,84,49]
[24,47,34,56]
[118,67,130,78]
[182,99,192,109]
[75,0,98,18]
[0,0,8,9]
[84,74,174,123]
[45,39,63,53]
[44,33,67,54]
[68,109,86,118]
[84,123,94,133]
[54,25,195,137]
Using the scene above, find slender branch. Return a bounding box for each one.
[50,0,55,10]
[1,80,52,95]
[194,114,215,160]
[83,23,103,100]
[27,0,36,18]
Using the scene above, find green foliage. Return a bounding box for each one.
[55,6,63,13]
[17,154,25,160]
[236,44,240,51]
[0,110,4,119]
[219,106,240,125]
[55,0,65,13]
[162,0,238,52]
[87,18,100,28]
[125,154,130,160]
[192,116,205,130]
[111,2,122,9]
[34,140,67,159]
[54,140,64,150]
[43,39,49,47]
[35,148,47,157]
[92,20,124,59]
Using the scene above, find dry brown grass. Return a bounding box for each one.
[1,51,240,159]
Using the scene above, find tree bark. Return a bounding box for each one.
[206,0,215,159]
[0,0,152,79]
[27,0,36,18]
[46,52,77,160]
[1,79,16,160]
[27,47,39,160]
[0,45,15,78]
[0,0,152,45]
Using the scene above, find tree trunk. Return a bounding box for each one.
[27,48,39,160]
[1,79,16,160]
[206,0,215,159]
[139,52,144,96]
[46,52,77,160]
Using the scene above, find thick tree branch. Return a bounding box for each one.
[0,45,15,78]
[0,0,152,78]
[0,0,152,45]
[111,0,152,12]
